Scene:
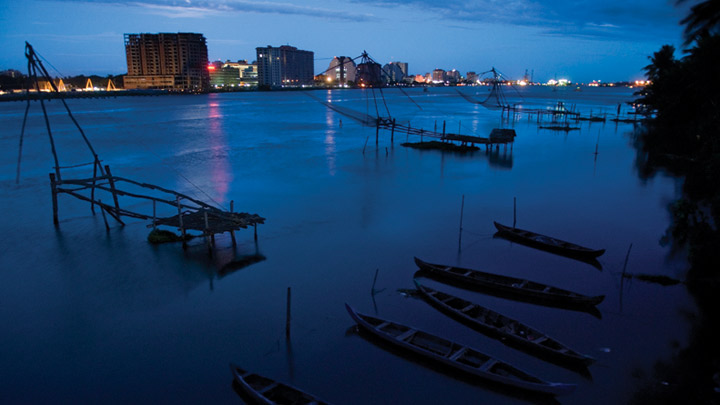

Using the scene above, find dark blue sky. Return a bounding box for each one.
[0,0,690,82]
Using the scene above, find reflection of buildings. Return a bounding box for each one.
[209,60,258,88]
[256,45,314,88]
[124,33,210,91]
[326,56,356,85]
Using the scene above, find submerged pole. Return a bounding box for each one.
[177,196,187,249]
[49,173,59,225]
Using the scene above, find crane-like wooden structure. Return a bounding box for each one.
[16,42,264,250]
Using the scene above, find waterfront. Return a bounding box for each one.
[0,87,695,404]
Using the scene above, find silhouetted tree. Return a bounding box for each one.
[679,0,720,45]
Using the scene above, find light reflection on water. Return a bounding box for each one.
[0,87,696,404]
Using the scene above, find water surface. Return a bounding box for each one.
[0,87,694,404]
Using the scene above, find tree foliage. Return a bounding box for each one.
[635,0,720,277]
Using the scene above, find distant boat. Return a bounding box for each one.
[229,364,332,404]
[413,280,595,367]
[493,221,605,261]
[414,257,604,309]
[345,303,576,396]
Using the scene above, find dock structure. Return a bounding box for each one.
[18,42,264,251]
[377,117,516,149]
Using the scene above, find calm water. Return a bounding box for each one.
[0,87,695,404]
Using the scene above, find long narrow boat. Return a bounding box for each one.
[229,364,332,405]
[493,221,605,260]
[345,304,576,396]
[414,280,595,366]
[414,257,604,308]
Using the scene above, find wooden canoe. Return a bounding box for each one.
[345,303,576,396]
[229,364,331,405]
[414,257,604,308]
[414,280,595,366]
[493,221,605,260]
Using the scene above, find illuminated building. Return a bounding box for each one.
[326,56,356,85]
[209,60,258,88]
[446,69,461,83]
[123,33,210,91]
[256,45,314,88]
[432,69,446,83]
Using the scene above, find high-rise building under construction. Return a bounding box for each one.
[124,33,210,91]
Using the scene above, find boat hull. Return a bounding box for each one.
[345,303,576,396]
[413,257,604,310]
[414,281,595,367]
[494,221,605,261]
[229,364,330,405]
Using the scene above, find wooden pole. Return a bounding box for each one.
[254,223,258,241]
[104,165,124,225]
[229,200,236,246]
[177,196,187,249]
[90,161,97,214]
[204,211,213,253]
[513,197,517,228]
[285,287,292,338]
[98,199,110,230]
[391,118,396,143]
[49,173,59,225]
[375,125,379,145]
[442,121,446,139]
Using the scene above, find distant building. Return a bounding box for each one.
[432,69,446,83]
[356,61,383,87]
[382,62,406,83]
[446,69,461,83]
[396,62,408,77]
[123,33,210,91]
[466,71,478,83]
[326,56,356,85]
[209,60,258,88]
[256,45,314,88]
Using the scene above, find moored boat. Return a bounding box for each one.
[414,280,595,366]
[493,221,605,260]
[414,257,604,309]
[229,364,332,405]
[345,303,576,396]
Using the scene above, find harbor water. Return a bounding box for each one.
[0,86,695,404]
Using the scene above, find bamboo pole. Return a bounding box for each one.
[90,161,98,214]
[104,165,123,225]
[177,196,187,249]
[49,173,59,225]
[98,199,110,230]
[15,97,31,184]
[229,200,236,246]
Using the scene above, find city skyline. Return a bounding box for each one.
[0,0,689,82]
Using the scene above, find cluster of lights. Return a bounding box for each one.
[547,79,571,86]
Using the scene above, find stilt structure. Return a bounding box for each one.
[16,42,265,248]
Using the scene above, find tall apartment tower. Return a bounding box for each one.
[326,56,356,85]
[124,33,210,91]
[256,45,314,88]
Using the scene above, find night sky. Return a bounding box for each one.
[0,0,690,82]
